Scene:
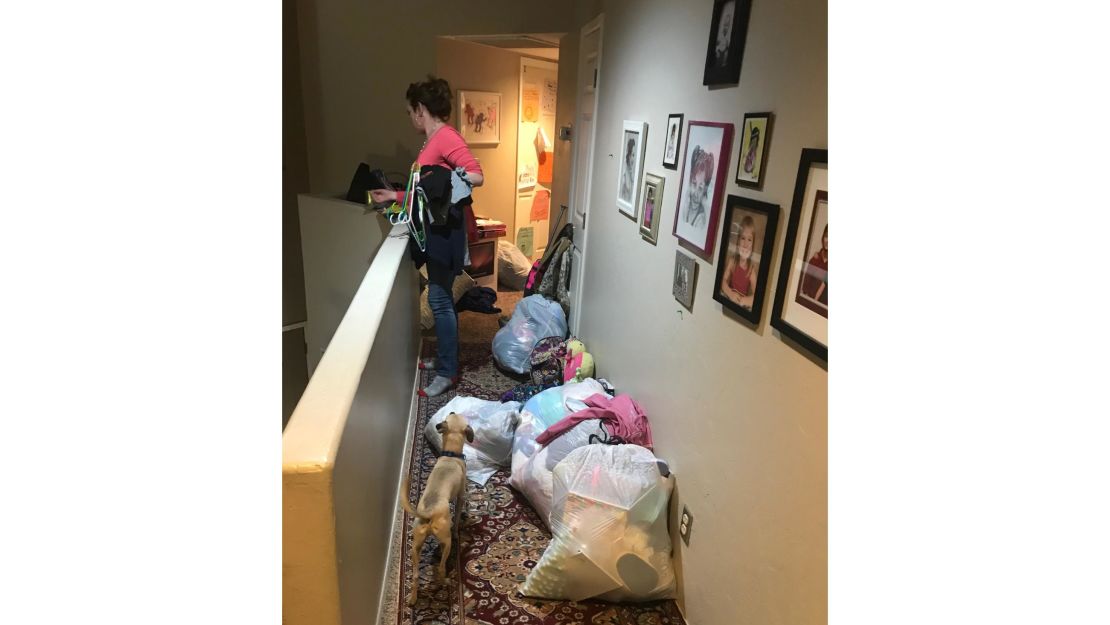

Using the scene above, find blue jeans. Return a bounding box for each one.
[425,262,459,378]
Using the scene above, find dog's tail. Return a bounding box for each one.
[399,470,417,517]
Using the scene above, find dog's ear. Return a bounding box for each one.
[464,426,474,443]
[436,422,446,433]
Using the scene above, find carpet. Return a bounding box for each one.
[380,291,686,625]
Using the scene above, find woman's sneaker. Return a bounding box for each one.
[418,375,458,398]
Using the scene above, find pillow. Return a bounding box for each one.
[420,270,477,330]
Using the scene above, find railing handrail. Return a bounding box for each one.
[282,223,409,468]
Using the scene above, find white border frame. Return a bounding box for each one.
[457,90,500,146]
[780,164,828,346]
[616,119,648,219]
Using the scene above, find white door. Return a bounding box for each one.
[567,14,603,337]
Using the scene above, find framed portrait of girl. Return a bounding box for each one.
[639,173,665,244]
[772,148,828,362]
[712,194,779,324]
[672,120,734,259]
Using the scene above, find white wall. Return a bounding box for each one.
[578,1,827,624]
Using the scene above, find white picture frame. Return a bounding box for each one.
[457,90,500,146]
[616,120,648,219]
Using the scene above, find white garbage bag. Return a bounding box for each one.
[497,239,533,291]
[519,444,676,602]
[425,395,522,486]
[512,418,606,529]
[492,295,566,374]
[509,379,606,527]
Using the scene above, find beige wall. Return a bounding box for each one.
[295,0,581,195]
[285,0,309,326]
[284,0,311,425]
[435,38,522,231]
[577,1,828,624]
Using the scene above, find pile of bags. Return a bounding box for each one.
[507,382,675,603]
[435,297,675,603]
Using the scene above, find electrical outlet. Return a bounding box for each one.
[679,505,694,546]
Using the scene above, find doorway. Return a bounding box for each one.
[514,57,559,260]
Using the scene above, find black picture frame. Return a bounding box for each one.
[703,0,753,86]
[662,113,684,169]
[735,112,773,189]
[712,194,779,324]
[771,148,828,362]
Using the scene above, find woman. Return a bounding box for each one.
[720,216,759,309]
[371,76,485,397]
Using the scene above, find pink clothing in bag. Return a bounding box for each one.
[534,393,654,450]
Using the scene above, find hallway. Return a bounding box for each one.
[380,290,685,624]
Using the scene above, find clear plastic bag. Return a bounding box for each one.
[519,444,676,602]
[511,418,606,530]
[509,379,606,521]
[492,295,567,374]
[425,396,522,486]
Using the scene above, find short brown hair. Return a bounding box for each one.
[406,75,452,121]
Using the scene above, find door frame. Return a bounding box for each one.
[567,13,603,337]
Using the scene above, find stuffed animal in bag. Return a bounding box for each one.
[562,338,595,383]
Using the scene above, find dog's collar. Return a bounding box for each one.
[440,450,465,460]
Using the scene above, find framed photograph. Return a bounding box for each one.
[712,194,779,324]
[672,251,698,310]
[457,90,500,146]
[672,120,734,259]
[662,113,684,169]
[703,0,753,86]
[616,120,649,219]
[639,173,665,244]
[735,112,773,189]
[771,148,828,361]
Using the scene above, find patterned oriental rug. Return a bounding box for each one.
[379,300,686,625]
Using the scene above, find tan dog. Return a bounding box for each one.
[400,412,473,606]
